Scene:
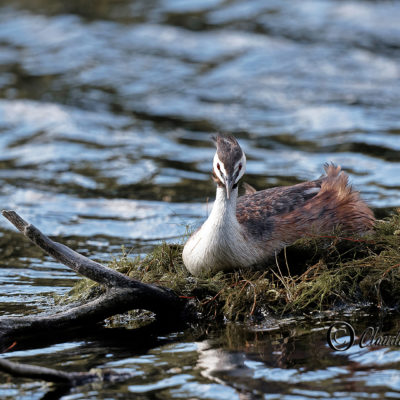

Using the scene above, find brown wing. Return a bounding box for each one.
[236,164,374,241]
[236,179,323,239]
[237,179,323,219]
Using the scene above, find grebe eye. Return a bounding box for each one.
[238,163,242,171]
[217,163,221,170]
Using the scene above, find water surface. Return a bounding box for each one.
[0,0,400,398]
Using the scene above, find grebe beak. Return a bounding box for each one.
[225,176,234,199]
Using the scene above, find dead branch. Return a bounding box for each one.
[2,210,153,288]
[0,210,187,338]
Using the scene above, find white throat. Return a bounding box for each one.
[208,186,238,228]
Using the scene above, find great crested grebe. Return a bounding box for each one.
[182,135,375,276]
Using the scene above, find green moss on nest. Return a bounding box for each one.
[61,211,400,322]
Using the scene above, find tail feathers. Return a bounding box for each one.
[316,163,374,233]
[323,162,341,177]
[321,163,354,202]
[277,163,375,238]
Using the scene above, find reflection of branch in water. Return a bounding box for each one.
[0,210,187,339]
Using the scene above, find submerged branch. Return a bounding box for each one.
[0,357,135,385]
[0,357,96,384]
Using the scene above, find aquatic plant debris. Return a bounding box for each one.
[63,211,400,323]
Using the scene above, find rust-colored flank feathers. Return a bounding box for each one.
[182,135,375,276]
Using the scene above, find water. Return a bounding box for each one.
[0,0,400,398]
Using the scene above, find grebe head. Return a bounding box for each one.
[212,135,246,199]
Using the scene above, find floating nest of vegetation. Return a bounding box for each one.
[63,211,400,323]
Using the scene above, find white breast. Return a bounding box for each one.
[182,187,264,276]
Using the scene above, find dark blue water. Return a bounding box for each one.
[0,0,400,398]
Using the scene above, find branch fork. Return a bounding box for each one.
[0,210,186,337]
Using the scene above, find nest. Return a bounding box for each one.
[63,210,400,323]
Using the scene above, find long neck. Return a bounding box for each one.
[208,186,238,226]
[182,184,245,275]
